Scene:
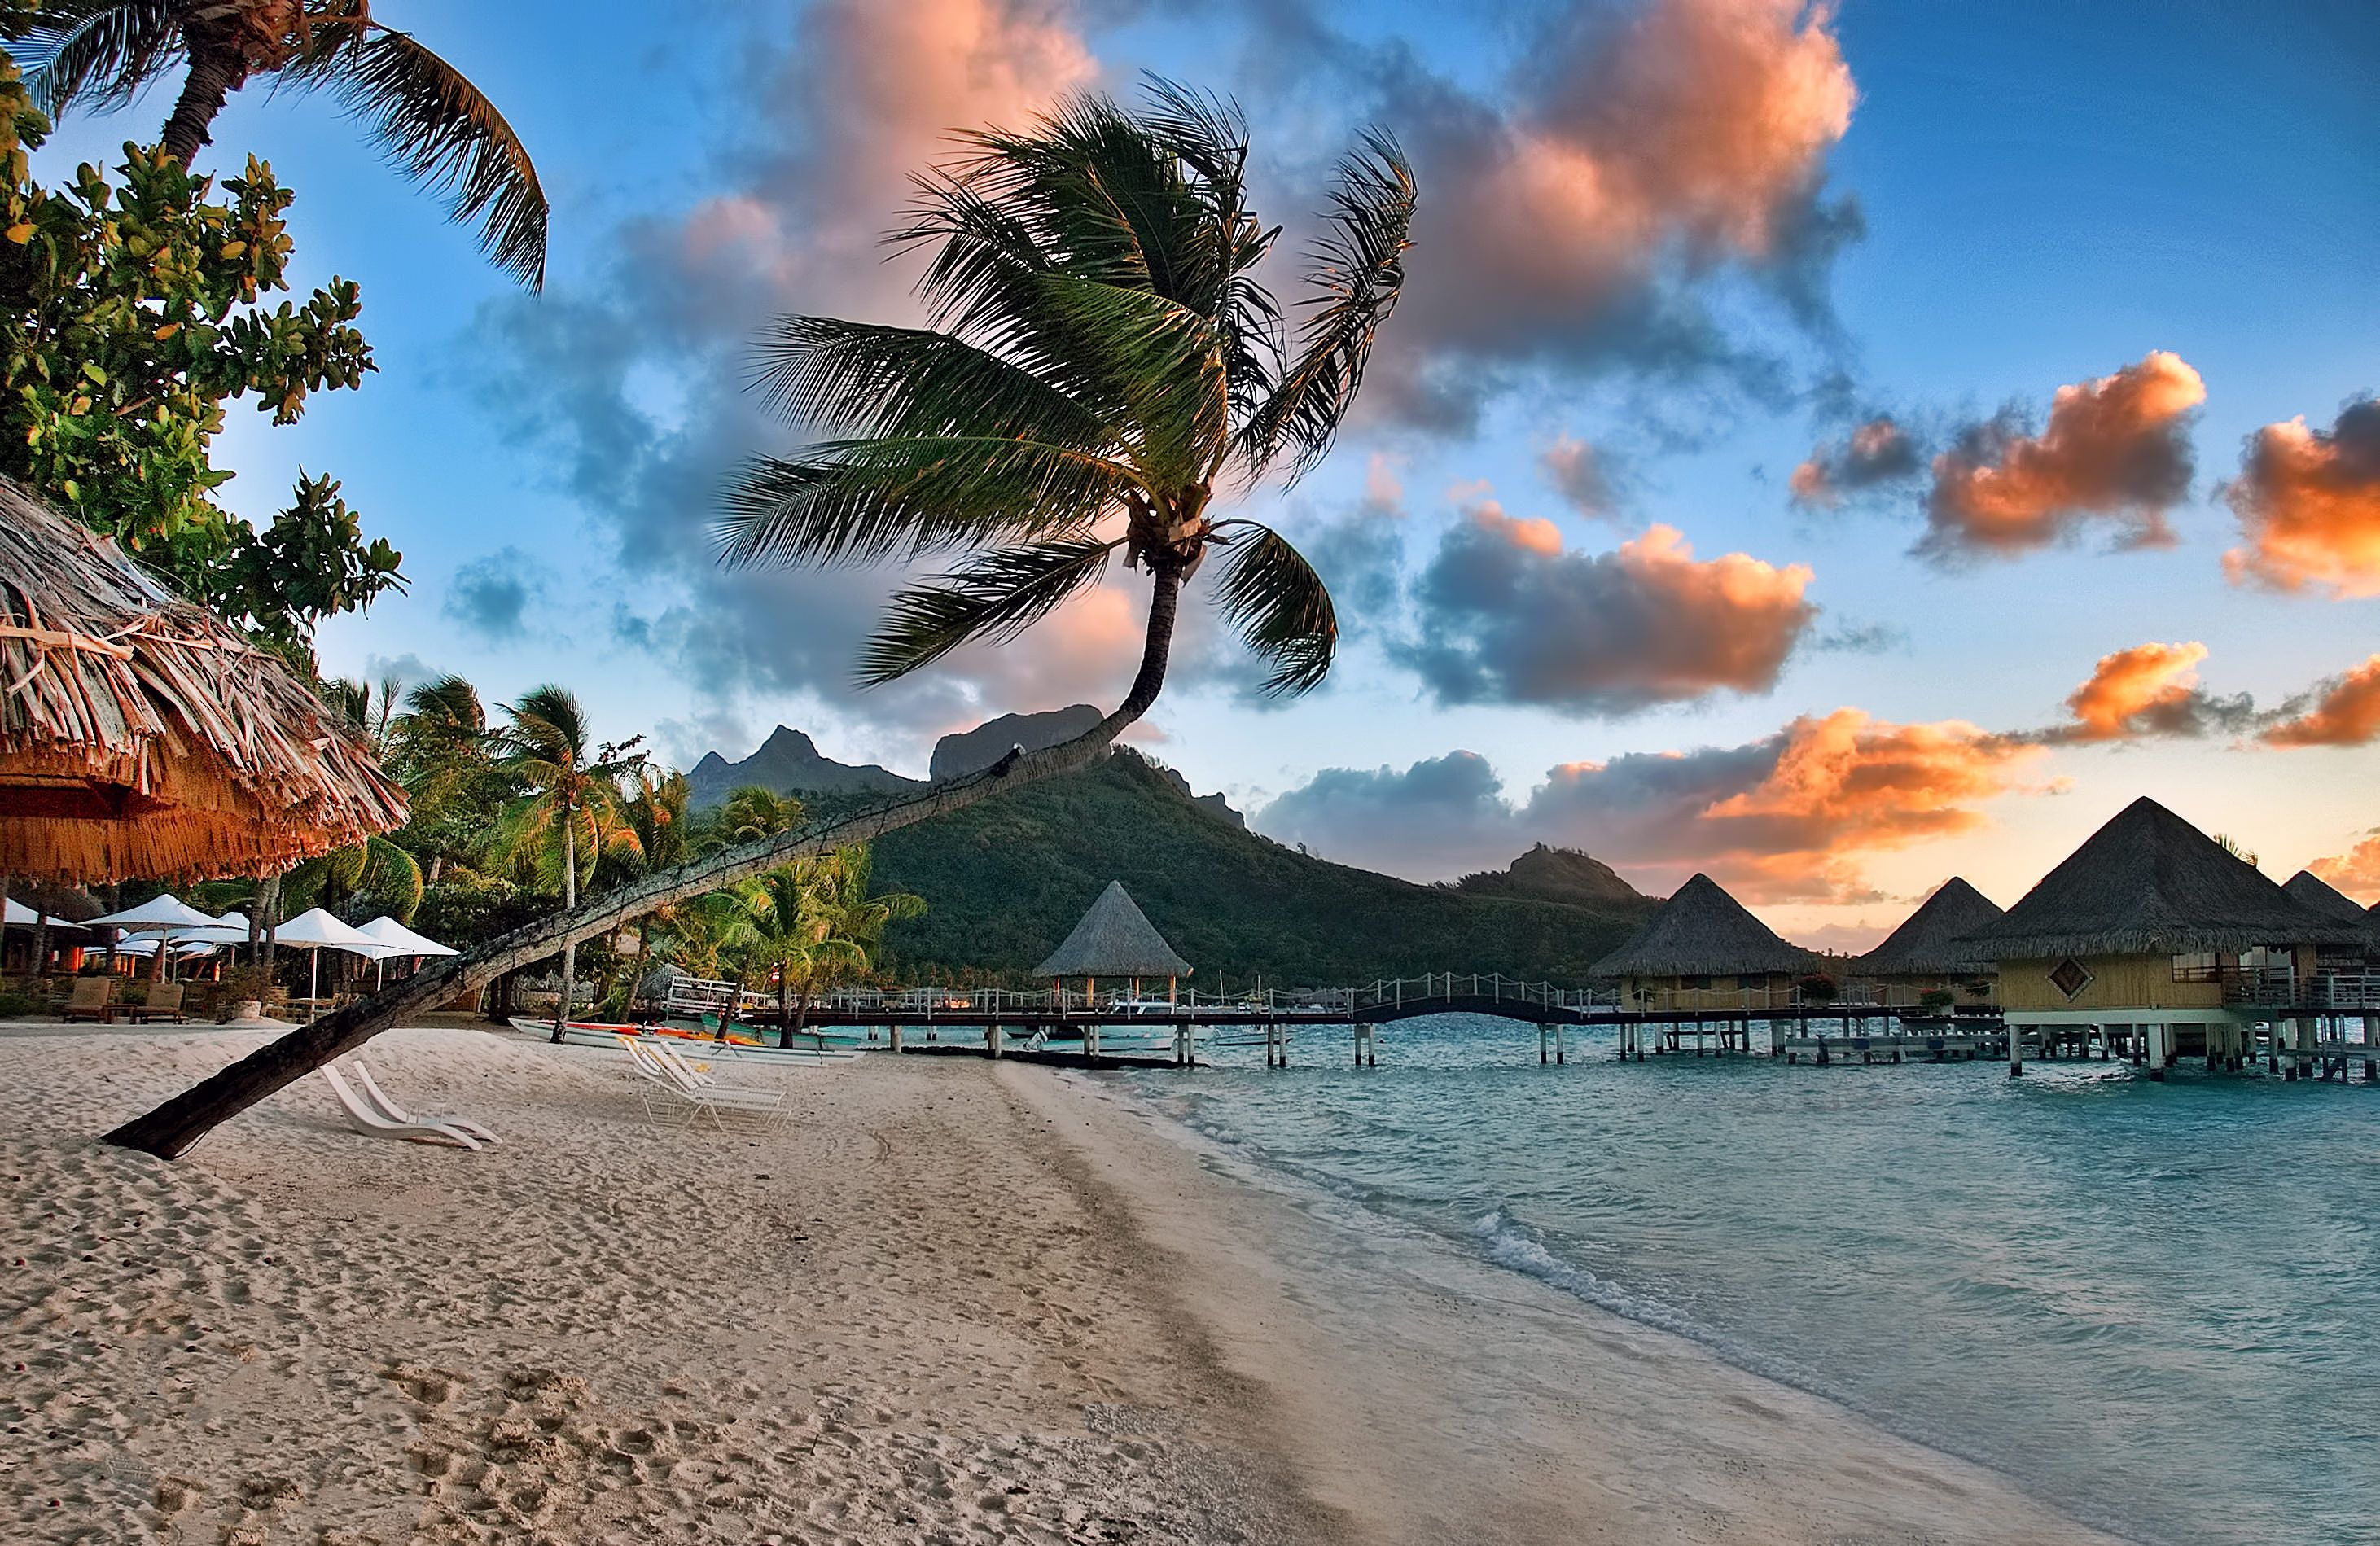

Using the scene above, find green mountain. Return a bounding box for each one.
[847,749,1654,985]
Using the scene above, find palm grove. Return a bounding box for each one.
[0,10,1417,1158]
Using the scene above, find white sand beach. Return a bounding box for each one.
[2,1027,2116,1544]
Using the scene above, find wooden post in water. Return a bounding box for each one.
[1538,1023,1549,1064]
[1554,1021,1566,1065]
[2007,1021,2024,1077]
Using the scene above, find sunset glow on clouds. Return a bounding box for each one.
[1919,352,2207,559]
[2222,398,2380,597]
[1401,510,1817,715]
[2058,642,2212,742]
[2263,655,2380,748]
[2310,833,2380,905]
[1790,417,1919,506]
[1258,707,2040,904]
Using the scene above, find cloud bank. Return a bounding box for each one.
[2222,396,2380,597]
[2263,654,2380,747]
[1255,707,2040,903]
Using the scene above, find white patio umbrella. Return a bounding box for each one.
[353,915,457,988]
[90,893,224,979]
[274,906,401,1002]
[3,898,82,930]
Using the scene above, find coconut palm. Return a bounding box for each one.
[712,785,803,848]
[21,0,546,286]
[721,79,1413,707]
[105,78,1415,1158]
[485,685,643,1040]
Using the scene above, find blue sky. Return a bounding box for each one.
[31,1,2380,947]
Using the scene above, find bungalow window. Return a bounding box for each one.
[1681,974,1712,990]
[2170,952,2223,982]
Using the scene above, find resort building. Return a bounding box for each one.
[1589,874,1819,1014]
[1961,799,2365,1077]
[1850,877,2004,1009]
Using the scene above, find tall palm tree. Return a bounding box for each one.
[105,79,1416,1158]
[487,685,642,1040]
[22,0,546,286]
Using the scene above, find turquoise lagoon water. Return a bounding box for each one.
[1121,1016,2380,1546]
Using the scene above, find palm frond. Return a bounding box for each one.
[859,538,1120,686]
[1212,522,1337,694]
[285,23,547,288]
[747,317,1107,446]
[361,833,424,919]
[717,436,1138,569]
[20,0,182,115]
[1238,129,1414,481]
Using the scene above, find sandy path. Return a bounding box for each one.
[1009,1062,2125,1546]
[1,1028,1331,1544]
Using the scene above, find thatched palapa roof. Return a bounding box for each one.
[1962,798,2363,961]
[0,480,407,883]
[1589,873,1818,979]
[1034,881,1191,978]
[1856,877,2005,977]
[2281,869,2370,926]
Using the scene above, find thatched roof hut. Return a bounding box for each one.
[0,480,406,883]
[1963,798,2362,961]
[2281,869,2371,926]
[1589,874,1818,979]
[1856,877,2005,977]
[1034,881,1191,979]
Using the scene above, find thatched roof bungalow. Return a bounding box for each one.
[1964,798,2360,1031]
[1852,877,2004,1005]
[1589,873,1818,1011]
[0,481,406,883]
[2281,870,2378,962]
[1035,881,1191,989]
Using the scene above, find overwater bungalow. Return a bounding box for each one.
[1850,877,2004,1009]
[1589,874,1820,1014]
[1961,798,2365,1077]
[2281,870,2378,967]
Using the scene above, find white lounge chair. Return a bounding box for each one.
[647,1039,780,1097]
[350,1061,501,1146]
[318,1066,481,1149]
[615,1034,783,1131]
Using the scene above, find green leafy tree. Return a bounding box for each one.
[774,845,923,1046]
[105,77,1418,1160]
[486,685,643,1040]
[0,136,398,651]
[22,0,547,285]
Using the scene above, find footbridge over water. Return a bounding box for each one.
[667,973,1945,1067]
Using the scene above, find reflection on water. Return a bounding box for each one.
[1125,1015,2380,1546]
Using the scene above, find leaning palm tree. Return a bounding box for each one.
[486,685,643,1040]
[21,0,546,286]
[104,78,1414,1158]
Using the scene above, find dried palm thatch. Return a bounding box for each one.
[2281,869,2370,926]
[1856,876,2005,977]
[0,480,406,883]
[1034,880,1191,979]
[1589,874,1818,979]
[1963,798,2362,961]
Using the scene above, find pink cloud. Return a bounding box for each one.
[2222,398,2380,597]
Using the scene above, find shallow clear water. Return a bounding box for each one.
[1121,1016,2380,1546]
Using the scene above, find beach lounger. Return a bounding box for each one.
[349,1061,500,1146]
[126,982,187,1024]
[616,1034,783,1132]
[60,977,115,1023]
[318,1066,482,1149]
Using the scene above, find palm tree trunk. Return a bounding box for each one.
[160,37,247,169]
[259,874,282,970]
[103,567,1184,1159]
[29,899,50,993]
[550,799,577,1044]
